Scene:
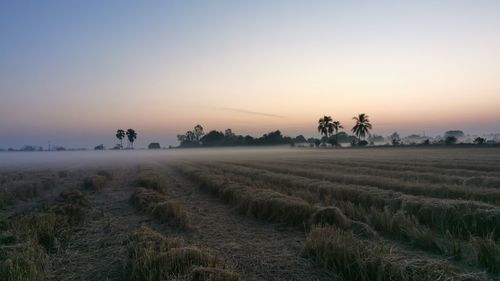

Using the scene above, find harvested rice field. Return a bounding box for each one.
[1,147,500,281]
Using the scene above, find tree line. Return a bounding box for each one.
[174,113,493,148]
[176,126,305,147]
[174,113,372,148]
[99,114,493,150]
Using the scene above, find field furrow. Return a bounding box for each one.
[234,161,500,205]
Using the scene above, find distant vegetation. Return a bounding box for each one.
[112,128,138,150]
[176,125,301,148]
[2,117,499,151]
[172,113,498,149]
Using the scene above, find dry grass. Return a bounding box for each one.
[471,235,500,274]
[202,162,500,273]
[0,175,57,208]
[130,188,192,230]
[179,165,313,226]
[2,148,499,280]
[135,168,167,193]
[309,207,377,239]
[0,186,91,281]
[82,175,108,191]
[0,191,15,209]
[0,240,49,281]
[10,213,58,250]
[151,202,192,230]
[191,266,242,281]
[213,163,500,239]
[302,226,490,281]
[96,169,114,180]
[126,226,242,281]
[241,161,500,205]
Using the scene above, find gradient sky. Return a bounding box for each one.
[1,1,499,148]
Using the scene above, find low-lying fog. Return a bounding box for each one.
[1,146,498,171]
[0,147,303,170]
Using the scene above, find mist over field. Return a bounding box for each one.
[0,147,292,169]
[1,146,499,170]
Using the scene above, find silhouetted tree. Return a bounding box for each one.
[318,116,334,138]
[445,130,464,138]
[314,139,321,147]
[445,136,457,145]
[351,113,372,143]
[293,135,307,144]
[473,137,486,145]
[331,120,343,146]
[148,142,161,149]
[178,126,297,147]
[194,125,204,141]
[126,129,137,149]
[177,129,199,147]
[358,140,369,146]
[186,131,195,141]
[390,132,401,145]
[225,128,235,138]
[177,134,187,142]
[201,130,225,146]
[243,135,255,145]
[259,130,284,145]
[94,144,105,150]
[116,129,125,149]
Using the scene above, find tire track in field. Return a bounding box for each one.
[163,165,336,281]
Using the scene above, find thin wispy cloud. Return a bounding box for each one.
[217,107,285,118]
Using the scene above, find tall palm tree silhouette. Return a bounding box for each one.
[116,129,125,149]
[318,116,334,138]
[126,129,138,149]
[351,113,372,142]
[332,121,343,144]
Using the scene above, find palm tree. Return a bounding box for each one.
[126,129,137,149]
[351,113,372,143]
[332,121,343,145]
[318,116,334,138]
[115,129,125,149]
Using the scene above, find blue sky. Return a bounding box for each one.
[1,1,499,148]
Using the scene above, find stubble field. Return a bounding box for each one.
[1,147,500,281]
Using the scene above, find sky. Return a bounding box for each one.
[1,0,499,148]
